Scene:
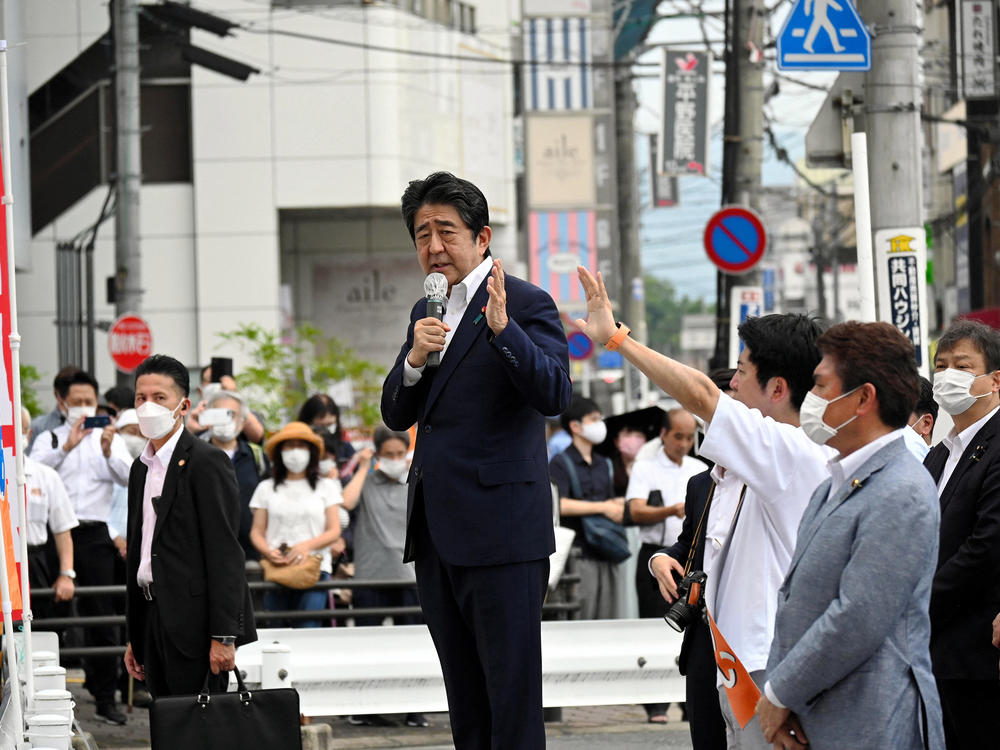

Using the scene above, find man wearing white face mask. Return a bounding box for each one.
[754,321,944,750]
[123,355,256,701]
[923,319,1000,750]
[33,368,133,724]
[200,390,268,562]
[549,395,628,619]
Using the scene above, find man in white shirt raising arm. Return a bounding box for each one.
[575,267,830,749]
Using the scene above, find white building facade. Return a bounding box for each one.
[13,0,519,400]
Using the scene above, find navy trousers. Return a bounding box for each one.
[412,498,548,750]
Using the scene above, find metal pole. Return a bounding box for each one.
[851,132,877,322]
[858,0,924,334]
[113,0,142,385]
[0,39,28,746]
[615,62,645,409]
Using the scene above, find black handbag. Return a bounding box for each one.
[555,452,631,563]
[150,669,302,750]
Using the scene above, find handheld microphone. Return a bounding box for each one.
[423,272,448,369]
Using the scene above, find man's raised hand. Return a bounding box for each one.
[575,267,618,345]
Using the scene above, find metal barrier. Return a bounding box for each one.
[27,572,583,658]
[238,620,685,717]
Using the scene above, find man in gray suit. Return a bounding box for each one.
[756,321,945,750]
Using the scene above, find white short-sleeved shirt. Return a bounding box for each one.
[250,477,345,573]
[24,456,78,546]
[698,393,833,679]
[626,450,708,547]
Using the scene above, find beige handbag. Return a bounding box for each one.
[260,553,323,590]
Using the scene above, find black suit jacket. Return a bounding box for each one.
[381,273,572,567]
[663,469,714,675]
[126,428,257,662]
[923,407,1000,680]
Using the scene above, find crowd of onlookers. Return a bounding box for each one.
[22,361,421,727]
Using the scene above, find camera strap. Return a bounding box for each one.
[683,480,748,576]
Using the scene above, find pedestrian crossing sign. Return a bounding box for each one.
[777,0,871,71]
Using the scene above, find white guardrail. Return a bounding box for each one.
[237,619,686,717]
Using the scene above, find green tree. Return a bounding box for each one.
[20,364,43,416]
[643,275,713,356]
[216,323,386,433]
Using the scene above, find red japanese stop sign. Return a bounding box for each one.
[108,315,153,373]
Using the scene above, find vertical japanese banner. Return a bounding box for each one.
[0,135,21,618]
[874,228,929,377]
[659,50,711,176]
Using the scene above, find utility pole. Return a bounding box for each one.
[113,0,142,385]
[712,0,765,369]
[857,0,925,364]
[615,61,646,410]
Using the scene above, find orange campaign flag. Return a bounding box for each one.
[707,607,760,728]
[0,451,22,615]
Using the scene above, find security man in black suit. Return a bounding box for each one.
[923,320,1000,750]
[123,355,256,697]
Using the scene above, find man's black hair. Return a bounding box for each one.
[134,355,190,397]
[737,314,824,410]
[65,369,99,397]
[560,394,600,434]
[937,319,1000,372]
[104,385,135,411]
[400,172,491,255]
[661,407,694,433]
[914,375,938,421]
[374,425,410,453]
[53,366,84,399]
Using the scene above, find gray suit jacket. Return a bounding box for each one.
[766,437,944,750]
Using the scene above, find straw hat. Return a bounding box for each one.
[265,421,325,461]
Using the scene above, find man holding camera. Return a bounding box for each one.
[33,369,133,725]
[755,322,944,749]
[575,267,829,748]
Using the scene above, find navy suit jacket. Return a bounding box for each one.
[381,272,572,567]
[924,407,1000,680]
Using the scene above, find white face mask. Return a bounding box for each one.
[122,434,148,459]
[210,419,240,442]
[932,368,994,416]
[317,457,336,476]
[580,420,607,446]
[67,405,97,423]
[282,447,311,474]
[799,386,861,446]
[378,458,410,482]
[136,399,185,440]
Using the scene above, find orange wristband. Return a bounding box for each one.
[605,322,631,351]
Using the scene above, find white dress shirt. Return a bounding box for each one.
[32,422,132,522]
[136,425,185,586]
[936,405,999,494]
[697,393,833,681]
[826,428,906,501]
[626,450,708,546]
[403,257,494,386]
[23,455,78,546]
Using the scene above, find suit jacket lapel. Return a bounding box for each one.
[785,439,901,581]
[152,430,192,543]
[938,410,998,512]
[424,277,491,417]
[128,461,148,542]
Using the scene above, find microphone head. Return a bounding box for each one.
[423,272,448,301]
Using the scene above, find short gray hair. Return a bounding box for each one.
[207,389,249,418]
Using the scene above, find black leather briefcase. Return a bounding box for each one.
[149,669,302,750]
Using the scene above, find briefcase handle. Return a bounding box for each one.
[197,668,251,707]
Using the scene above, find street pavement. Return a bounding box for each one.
[68,669,694,749]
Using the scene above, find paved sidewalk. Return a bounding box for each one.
[67,669,689,749]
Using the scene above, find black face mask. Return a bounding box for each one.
[312,424,330,435]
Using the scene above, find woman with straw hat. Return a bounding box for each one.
[249,421,346,627]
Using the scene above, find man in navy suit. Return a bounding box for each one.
[381,172,572,750]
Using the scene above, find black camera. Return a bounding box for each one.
[663,570,708,633]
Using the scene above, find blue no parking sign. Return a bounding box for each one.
[566,331,595,361]
[703,206,768,274]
